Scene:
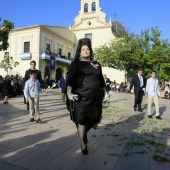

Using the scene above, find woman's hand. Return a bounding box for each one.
[67,86,78,101]
[67,92,73,101]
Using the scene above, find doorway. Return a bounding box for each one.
[44,66,50,80]
[56,67,63,82]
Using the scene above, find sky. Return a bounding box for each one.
[1,0,170,41]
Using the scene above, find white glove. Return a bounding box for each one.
[67,86,78,101]
[67,92,78,101]
[67,92,73,101]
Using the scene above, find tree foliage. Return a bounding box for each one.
[0,57,19,74]
[0,18,14,51]
[94,27,170,81]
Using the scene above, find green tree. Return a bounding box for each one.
[139,27,170,80]
[0,18,14,51]
[94,27,170,81]
[0,57,19,74]
[94,32,143,76]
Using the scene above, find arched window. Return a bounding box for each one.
[92,2,96,12]
[84,3,88,13]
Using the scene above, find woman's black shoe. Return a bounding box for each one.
[29,118,34,122]
[81,146,88,155]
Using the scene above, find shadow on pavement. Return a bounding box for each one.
[0,92,169,170]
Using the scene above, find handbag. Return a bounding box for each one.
[69,92,82,122]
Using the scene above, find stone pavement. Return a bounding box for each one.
[0,89,170,170]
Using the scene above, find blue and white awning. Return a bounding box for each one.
[41,53,71,64]
[19,52,32,59]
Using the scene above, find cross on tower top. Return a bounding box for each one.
[113,12,118,20]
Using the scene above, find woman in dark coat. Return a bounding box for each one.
[67,38,106,155]
[3,75,11,104]
[59,73,68,102]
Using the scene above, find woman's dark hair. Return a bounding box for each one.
[74,38,93,62]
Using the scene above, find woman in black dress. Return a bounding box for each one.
[67,38,106,155]
[3,75,11,104]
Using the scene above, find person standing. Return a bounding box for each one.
[103,74,112,102]
[24,70,46,123]
[59,73,68,102]
[67,38,106,155]
[23,60,44,109]
[145,71,162,120]
[130,68,146,112]
[2,75,11,104]
[103,74,111,93]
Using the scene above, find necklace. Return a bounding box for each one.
[79,56,90,62]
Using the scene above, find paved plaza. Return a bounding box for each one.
[0,89,170,170]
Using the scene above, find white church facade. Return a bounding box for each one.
[0,0,126,83]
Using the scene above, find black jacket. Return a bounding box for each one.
[130,75,146,93]
[23,69,44,88]
[105,78,111,91]
[3,79,11,92]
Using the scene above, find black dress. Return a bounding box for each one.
[67,61,106,125]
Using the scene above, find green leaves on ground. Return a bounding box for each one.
[101,104,170,163]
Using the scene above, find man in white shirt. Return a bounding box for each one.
[145,70,162,120]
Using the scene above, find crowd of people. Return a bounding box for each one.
[103,75,170,100]
[0,75,23,100]
[0,75,58,101]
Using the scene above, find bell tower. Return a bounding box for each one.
[70,0,111,30]
[80,0,100,15]
[69,0,114,50]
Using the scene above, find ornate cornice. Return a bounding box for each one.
[40,26,75,46]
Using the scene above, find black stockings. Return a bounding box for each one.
[77,124,87,149]
[76,122,96,149]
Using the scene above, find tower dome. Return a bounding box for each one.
[111,20,127,37]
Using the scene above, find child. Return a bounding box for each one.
[24,70,46,123]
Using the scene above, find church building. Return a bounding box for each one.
[0,0,126,83]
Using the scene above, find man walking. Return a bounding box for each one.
[103,74,112,102]
[103,74,111,93]
[23,60,44,110]
[145,71,162,120]
[59,73,68,102]
[130,68,146,112]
